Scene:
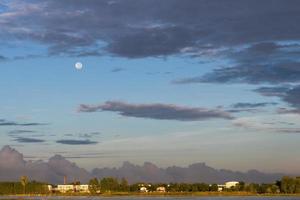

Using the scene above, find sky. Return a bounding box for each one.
[0,0,300,174]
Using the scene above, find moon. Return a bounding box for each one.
[75,62,83,70]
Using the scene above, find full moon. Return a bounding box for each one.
[75,62,83,70]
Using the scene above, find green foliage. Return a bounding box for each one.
[280,176,300,193]
[89,178,100,194]
[0,181,49,195]
[100,177,118,192]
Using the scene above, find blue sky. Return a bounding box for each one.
[0,0,300,174]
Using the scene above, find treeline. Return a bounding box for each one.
[88,176,300,194]
[0,181,49,195]
[0,176,300,195]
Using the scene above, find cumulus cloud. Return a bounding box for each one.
[0,146,91,183]
[0,146,284,184]
[78,101,233,121]
[56,139,98,145]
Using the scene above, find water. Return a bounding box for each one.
[0,197,299,200]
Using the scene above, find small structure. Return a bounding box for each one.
[217,184,225,192]
[140,186,148,193]
[156,186,166,193]
[47,185,53,191]
[225,181,239,189]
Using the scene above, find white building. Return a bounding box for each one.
[156,186,166,192]
[75,184,90,193]
[140,186,148,192]
[57,184,75,193]
[225,181,239,189]
[56,184,90,193]
[217,184,225,192]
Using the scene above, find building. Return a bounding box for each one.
[217,184,225,192]
[140,186,148,193]
[47,185,53,191]
[75,184,89,193]
[55,184,90,193]
[156,186,166,192]
[225,181,239,189]
[57,184,75,193]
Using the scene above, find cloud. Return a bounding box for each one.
[233,116,300,134]
[277,108,300,114]
[0,55,7,61]
[253,86,291,97]
[174,40,300,85]
[79,132,101,139]
[8,130,36,135]
[232,102,278,109]
[56,139,98,145]
[0,146,285,184]
[174,61,300,85]
[78,101,233,121]
[0,119,47,127]
[1,0,300,58]
[253,85,300,113]
[13,137,45,143]
[0,146,91,183]
[110,67,124,73]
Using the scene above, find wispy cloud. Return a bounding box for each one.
[110,67,125,73]
[13,137,45,143]
[232,102,277,109]
[78,101,233,121]
[56,139,98,145]
[0,119,47,126]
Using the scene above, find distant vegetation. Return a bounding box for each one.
[0,176,300,195]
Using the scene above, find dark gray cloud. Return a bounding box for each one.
[1,0,300,58]
[232,102,278,109]
[110,67,124,73]
[13,137,45,143]
[56,139,98,145]
[283,86,300,108]
[174,61,300,85]
[0,119,47,126]
[254,85,300,114]
[78,101,233,121]
[277,108,300,114]
[253,86,291,97]
[0,55,7,61]
[8,130,36,135]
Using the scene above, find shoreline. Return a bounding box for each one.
[1,192,300,198]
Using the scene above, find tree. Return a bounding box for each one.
[89,178,100,194]
[210,184,218,192]
[100,177,119,192]
[20,176,29,194]
[120,178,129,192]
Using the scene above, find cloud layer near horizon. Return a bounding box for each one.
[78,101,233,121]
[0,145,285,184]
